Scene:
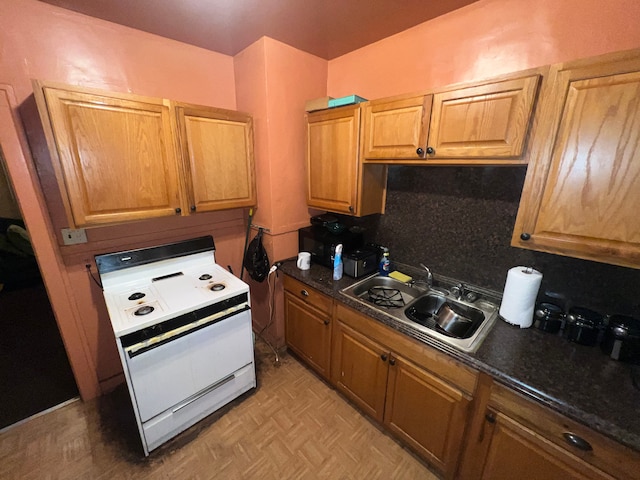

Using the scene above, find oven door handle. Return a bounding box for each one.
[171,372,236,414]
[125,304,250,358]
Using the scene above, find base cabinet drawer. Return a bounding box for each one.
[459,377,640,480]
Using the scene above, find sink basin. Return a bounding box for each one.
[405,294,485,339]
[348,275,420,308]
[340,274,498,353]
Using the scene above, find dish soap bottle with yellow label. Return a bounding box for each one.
[379,248,390,276]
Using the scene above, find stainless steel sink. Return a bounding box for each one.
[339,274,498,353]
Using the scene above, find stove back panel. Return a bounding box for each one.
[95,236,215,274]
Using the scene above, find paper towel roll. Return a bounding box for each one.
[499,266,543,328]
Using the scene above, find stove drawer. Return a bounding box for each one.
[122,309,254,423]
[143,362,255,452]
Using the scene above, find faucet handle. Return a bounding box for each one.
[451,283,465,300]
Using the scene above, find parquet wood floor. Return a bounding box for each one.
[0,338,439,479]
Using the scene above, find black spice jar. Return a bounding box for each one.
[533,302,564,333]
[601,314,640,361]
[565,307,604,346]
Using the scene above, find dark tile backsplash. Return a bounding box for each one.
[342,166,640,318]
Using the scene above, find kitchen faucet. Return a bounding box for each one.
[419,263,433,287]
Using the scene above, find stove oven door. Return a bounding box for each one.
[122,307,254,424]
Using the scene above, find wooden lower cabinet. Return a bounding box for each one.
[332,304,474,479]
[283,276,333,380]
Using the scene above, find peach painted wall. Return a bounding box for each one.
[234,37,327,346]
[328,0,640,99]
[0,0,240,398]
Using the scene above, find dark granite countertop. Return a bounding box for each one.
[279,260,640,452]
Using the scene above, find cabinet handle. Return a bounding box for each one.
[416,147,424,156]
[426,146,435,155]
[323,319,330,326]
[485,413,496,424]
[563,432,593,451]
[175,207,182,214]
[389,357,396,366]
[190,205,196,212]
[300,289,309,297]
[380,353,388,362]
[520,232,531,241]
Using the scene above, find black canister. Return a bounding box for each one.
[533,302,564,333]
[601,315,640,361]
[565,307,604,346]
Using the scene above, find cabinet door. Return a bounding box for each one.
[362,95,432,160]
[40,86,182,227]
[174,103,256,212]
[513,52,640,268]
[384,355,471,479]
[306,106,360,214]
[480,411,610,480]
[428,75,539,159]
[331,320,389,422]
[284,292,332,380]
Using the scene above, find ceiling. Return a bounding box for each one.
[38,0,479,60]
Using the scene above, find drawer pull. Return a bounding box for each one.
[563,432,593,451]
[301,289,309,297]
[323,319,330,326]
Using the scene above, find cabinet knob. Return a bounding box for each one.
[389,357,396,366]
[301,289,309,297]
[380,353,388,362]
[190,205,196,212]
[520,232,531,241]
[426,146,435,155]
[416,147,424,156]
[323,319,330,326]
[563,432,593,451]
[348,205,354,213]
[485,412,496,424]
[175,207,182,214]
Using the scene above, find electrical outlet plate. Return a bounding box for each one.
[61,227,88,245]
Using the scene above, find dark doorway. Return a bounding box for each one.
[0,217,78,430]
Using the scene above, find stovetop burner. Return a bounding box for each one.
[96,236,250,337]
[368,286,405,308]
[134,305,155,316]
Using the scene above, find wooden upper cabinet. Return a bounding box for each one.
[34,81,257,228]
[361,94,432,159]
[38,85,182,227]
[428,75,540,160]
[361,73,541,164]
[306,105,386,216]
[174,103,256,213]
[513,50,640,268]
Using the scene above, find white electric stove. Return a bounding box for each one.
[96,236,256,456]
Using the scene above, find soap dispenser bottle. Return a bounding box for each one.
[333,244,343,280]
[379,248,390,276]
